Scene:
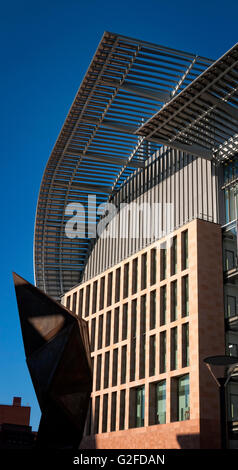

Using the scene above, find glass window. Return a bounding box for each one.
[160,243,167,280]
[150,248,157,285]
[136,386,145,428]
[182,230,188,270]
[160,331,166,373]
[171,236,177,276]
[160,286,167,325]
[230,393,238,421]
[228,343,238,357]
[223,222,237,271]
[178,375,190,421]
[227,295,236,318]
[171,281,177,321]
[182,323,189,367]
[156,381,166,424]
[171,327,178,370]
[149,335,156,376]
[132,258,138,294]
[141,253,147,290]
[123,263,129,298]
[150,290,156,329]
[182,276,189,317]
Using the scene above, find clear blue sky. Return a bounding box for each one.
[0,0,237,431]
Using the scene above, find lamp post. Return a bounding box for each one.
[203,355,238,449]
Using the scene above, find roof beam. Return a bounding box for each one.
[146,136,213,160]
[53,181,112,194]
[66,150,145,168]
[201,91,238,122]
[100,79,170,102]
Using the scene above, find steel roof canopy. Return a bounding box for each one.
[136,42,238,162]
[34,31,213,299]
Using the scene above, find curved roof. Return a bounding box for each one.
[137,42,238,162]
[34,31,213,299]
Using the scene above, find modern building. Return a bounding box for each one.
[34,32,238,448]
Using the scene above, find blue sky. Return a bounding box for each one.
[0,0,238,431]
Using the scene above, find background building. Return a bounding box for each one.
[0,397,35,448]
[34,32,238,448]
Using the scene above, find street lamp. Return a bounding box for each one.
[203,355,238,449]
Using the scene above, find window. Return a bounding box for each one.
[182,323,189,367]
[224,249,235,271]
[99,277,105,310]
[66,296,71,309]
[160,243,167,280]
[85,398,92,435]
[97,315,103,350]
[171,327,178,370]
[122,304,128,340]
[94,396,100,434]
[110,392,117,432]
[141,253,147,290]
[132,258,138,294]
[85,285,91,317]
[139,295,146,379]
[181,230,188,270]
[160,286,167,325]
[136,386,145,428]
[92,281,98,314]
[119,390,126,430]
[105,311,111,346]
[182,275,189,317]
[156,381,166,424]
[96,354,102,390]
[230,393,238,421]
[121,345,127,384]
[114,307,119,343]
[90,318,96,352]
[104,351,110,388]
[171,236,177,276]
[78,289,84,317]
[123,263,129,298]
[228,343,238,357]
[227,295,236,318]
[160,331,166,373]
[178,374,190,421]
[171,281,177,321]
[107,272,113,306]
[102,394,108,433]
[150,248,157,285]
[115,268,121,303]
[149,335,156,376]
[72,292,77,313]
[130,299,137,382]
[150,290,156,329]
[112,349,118,386]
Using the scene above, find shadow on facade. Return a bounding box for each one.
[176,433,200,449]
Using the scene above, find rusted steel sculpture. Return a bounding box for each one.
[13,273,92,449]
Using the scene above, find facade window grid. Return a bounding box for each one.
[63,227,193,439]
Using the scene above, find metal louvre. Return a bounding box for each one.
[136,43,238,162]
[34,31,213,299]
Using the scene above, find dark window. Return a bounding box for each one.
[94,396,100,434]
[97,315,103,350]
[160,286,167,325]
[181,230,188,270]
[72,292,77,313]
[149,335,156,376]
[112,349,118,386]
[136,386,145,428]
[104,351,110,389]
[160,331,166,373]
[150,248,157,285]
[110,392,117,432]
[122,304,128,340]
[78,289,84,317]
[92,281,98,314]
[171,236,177,276]
[85,285,91,317]
[171,327,178,370]
[130,299,137,382]
[114,307,119,343]
[139,295,146,379]
[90,318,96,352]
[121,345,127,384]
[132,258,138,294]
[107,273,113,307]
[160,243,167,281]
[115,268,121,303]
[150,290,156,330]
[182,323,189,367]
[105,311,111,346]
[99,277,105,310]
[96,354,102,391]
[182,275,189,317]
[119,390,126,430]
[141,253,147,290]
[171,281,177,322]
[66,296,71,309]
[123,263,129,298]
[102,394,108,433]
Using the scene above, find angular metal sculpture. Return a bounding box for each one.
[12,272,92,449]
